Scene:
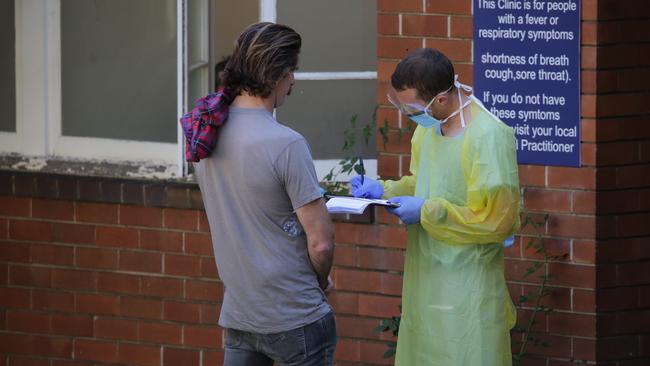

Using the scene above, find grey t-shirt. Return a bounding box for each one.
[194,106,331,333]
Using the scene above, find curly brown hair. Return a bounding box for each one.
[221,22,301,102]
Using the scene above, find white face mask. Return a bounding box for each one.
[410,75,473,129]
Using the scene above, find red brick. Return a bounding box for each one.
[618,213,650,237]
[75,202,118,224]
[598,287,640,311]
[118,343,160,366]
[0,196,31,217]
[335,268,381,293]
[9,265,51,288]
[337,316,384,340]
[140,276,184,299]
[5,356,50,366]
[573,240,596,264]
[97,272,141,295]
[521,238,569,261]
[96,226,139,248]
[523,189,572,213]
[334,245,357,267]
[164,253,202,277]
[202,350,224,366]
[335,339,360,362]
[0,217,7,239]
[163,347,200,366]
[505,259,544,284]
[597,335,639,360]
[0,262,6,284]
[617,164,650,189]
[425,39,472,62]
[51,314,93,337]
[163,301,200,324]
[184,233,213,255]
[198,212,210,232]
[163,208,198,231]
[548,312,596,337]
[573,190,596,214]
[523,334,572,358]
[74,339,118,363]
[32,290,74,312]
[379,225,407,249]
[94,317,139,340]
[200,257,218,279]
[402,15,446,37]
[75,246,117,269]
[547,167,596,190]
[378,37,422,59]
[377,14,398,36]
[119,250,162,273]
[0,287,31,308]
[120,205,163,228]
[573,337,597,361]
[375,106,399,129]
[450,16,472,38]
[358,294,401,317]
[183,325,221,348]
[573,289,596,312]
[0,241,30,262]
[121,297,163,320]
[76,294,119,315]
[377,154,400,177]
[186,280,223,302]
[377,0,422,13]
[360,340,394,365]
[518,165,545,187]
[327,292,359,315]
[30,243,74,266]
[51,269,96,291]
[581,143,596,166]
[52,223,95,244]
[9,220,53,242]
[32,199,73,221]
[0,334,72,358]
[617,261,650,286]
[547,215,596,239]
[425,0,470,15]
[6,310,51,333]
[138,321,182,345]
[199,304,220,325]
[547,263,596,288]
[140,230,183,252]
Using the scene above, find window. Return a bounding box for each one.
[5,0,376,180]
[210,0,378,180]
[0,0,15,134]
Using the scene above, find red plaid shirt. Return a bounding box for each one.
[179,88,230,162]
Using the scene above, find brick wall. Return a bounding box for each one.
[0,174,224,366]
[590,0,650,364]
[371,0,650,365]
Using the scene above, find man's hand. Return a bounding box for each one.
[322,275,334,295]
[386,196,425,224]
[350,176,383,199]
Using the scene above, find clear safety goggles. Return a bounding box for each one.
[386,84,453,116]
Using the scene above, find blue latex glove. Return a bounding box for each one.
[349,176,384,199]
[386,196,425,225]
[503,235,515,248]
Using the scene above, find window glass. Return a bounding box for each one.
[277,0,377,72]
[188,0,209,105]
[212,0,259,62]
[61,0,177,143]
[277,79,377,159]
[0,0,15,133]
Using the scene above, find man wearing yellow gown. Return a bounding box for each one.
[350,49,520,365]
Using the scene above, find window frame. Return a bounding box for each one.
[260,0,378,181]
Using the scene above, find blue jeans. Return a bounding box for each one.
[223,312,336,366]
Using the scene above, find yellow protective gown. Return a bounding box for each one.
[384,96,519,366]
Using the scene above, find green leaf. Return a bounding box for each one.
[354,164,365,176]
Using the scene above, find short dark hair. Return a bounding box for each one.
[221,22,301,100]
[390,48,455,101]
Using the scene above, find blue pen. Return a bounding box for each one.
[359,157,365,185]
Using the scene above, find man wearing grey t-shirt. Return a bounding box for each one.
[193,23,336,365]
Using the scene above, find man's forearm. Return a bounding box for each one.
[309,241,334,289]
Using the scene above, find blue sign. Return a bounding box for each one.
[473,0,580,166]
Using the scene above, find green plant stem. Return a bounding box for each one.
[517,253,549,358]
